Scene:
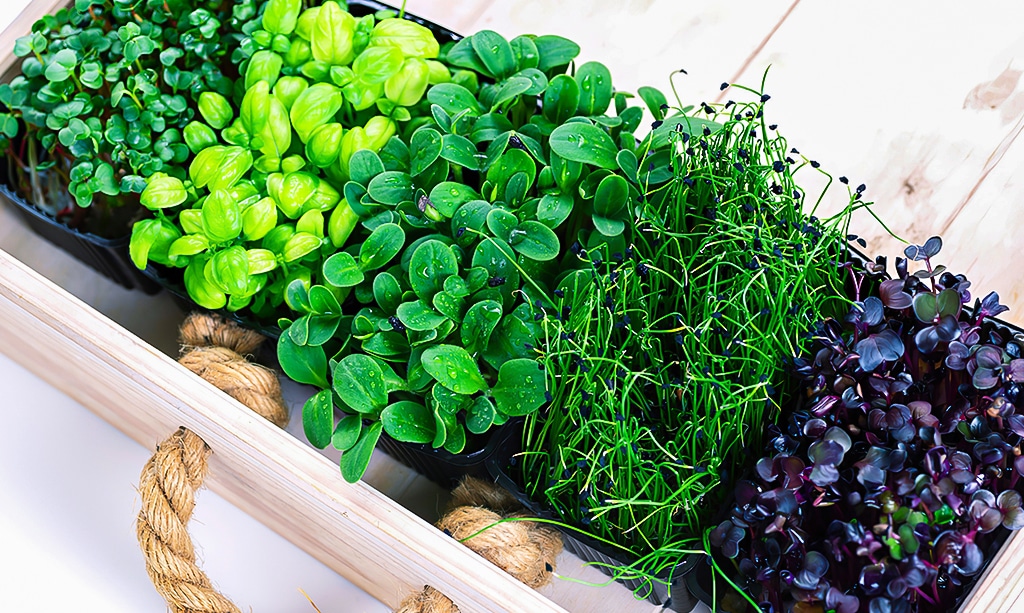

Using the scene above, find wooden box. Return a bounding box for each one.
[4,1,1024,611]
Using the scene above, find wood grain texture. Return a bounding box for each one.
[718,0,1024,318]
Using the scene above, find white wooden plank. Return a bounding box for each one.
[717,0,1024,316]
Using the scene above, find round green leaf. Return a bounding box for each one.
[396,300,447,331]
[381,401,435,443]
[461,300,502,354]
[333,354,389,414]
[429,181,481,217]
[323,251,365,287]
[427,83,484,117]
[440,133,480,171]
[549,123,618,170]
[332,414,362,451]
[466,396,496,435]
[367,171,414,205]
[421,344,487,394]
[542,74,579,125]
[409,240,458,300]
[533,35,580,71]
[492,358,546,416]
[141,176,187,210]
[574,61,613,116]
[277,331,328,388]
[594,174,629,218]
[472,30,515,80]
[410,128,443,176]
[359,223,405,270]
[511,220,559,261]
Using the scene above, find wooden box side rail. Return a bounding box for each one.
[0,247,566,613]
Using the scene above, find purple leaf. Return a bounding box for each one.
[922,235,943,257]
[879,279,912,309]
[856,330,905,371]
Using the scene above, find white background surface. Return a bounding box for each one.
[0,4,385,611]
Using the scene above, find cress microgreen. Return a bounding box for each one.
[0,0,256,236]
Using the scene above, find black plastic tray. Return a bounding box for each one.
[378,418,520,489]
[0,162,160,293]
[486,421,698,608]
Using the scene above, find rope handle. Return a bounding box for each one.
[136,313,561,613]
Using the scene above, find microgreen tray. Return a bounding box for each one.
[0,160,160,293]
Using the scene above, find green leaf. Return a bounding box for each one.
[638,86,668,121]
[373,272,403,314]
[549,123,618,170]
[616,149,639,184]
[489,76,533,110]
[427,83,484,117]
[542,74,579,125]
[443,421,466,454]
[485,208,518,242]
[510,35,540,70]
[333,354,390,414]
[594,174,629,217]
[409,240,458,300]
[472,30,516,80]
[429,181,480,217]
[466,396,496,434]
[323,251,365,287]
[575,62,613,116]
[277,333,328,387]
[340,421,382,483]
[410,127,443,176]
[208,246,250,295]
[381,401,435,443]
[201,190,242,243]
[349,149,386,186]
[359,223,405,270]
[396,300,448,331]
[421,344,486,394]
[367,171,414,205]
[141,176,187,210]
[311,0,356,65]
[492,358,546,416]
[533,35,580,71]
[440,133,480,170]
[332,414,362,451]
[461,300,502,354]
[303,389,334,448]
[44,49,77,82]
[443,37,488,76]
[511,220,559,261]
[263,0,302,35]
[536,193,573,228]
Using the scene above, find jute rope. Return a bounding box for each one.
[136,313,560,613]
[394,477,563,613]
[136,313,289,613]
